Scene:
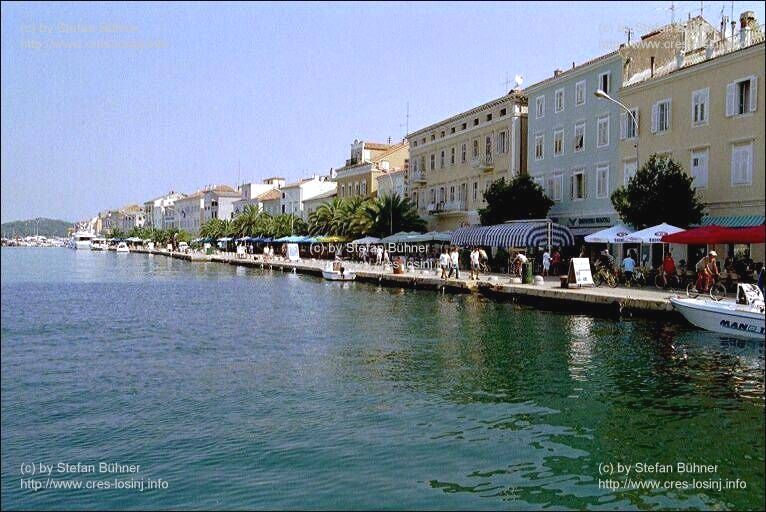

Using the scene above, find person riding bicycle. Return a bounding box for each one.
[695,251,719,292]
[597,249,616,273]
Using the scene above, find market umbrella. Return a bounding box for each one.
[625,223,684,243]
[584,224,634,244]
[661,225,766,244]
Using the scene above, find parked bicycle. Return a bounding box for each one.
[620,267,646,287]
[686,274,727,301]
[655,270,681,290]
[593,265,618,288]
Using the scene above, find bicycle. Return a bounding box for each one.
[686,273,727,301]
[593,266,618,288]
[655,270,681,290]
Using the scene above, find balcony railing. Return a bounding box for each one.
[410,171,427,184]
[471,154,494,171]
[428,200,467,215]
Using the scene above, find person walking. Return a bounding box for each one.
[376,245,383,265]
[449,246,460,279]
[439,247,450,279]
[622,250,636,283]
[542,249,551,277]
[551,248,561,276]
[470,247,481,280]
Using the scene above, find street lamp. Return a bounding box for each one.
[594,89,639,167]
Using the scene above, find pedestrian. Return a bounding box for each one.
[622,250,636,282]
[439,247,450,279]
[449,245,460,279]
[376,245,383,265]
[470,247,481,280]
[383,247,390,265]
[542,248,551,277]
[551,248,561,275]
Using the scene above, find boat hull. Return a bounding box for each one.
[671,297,765,340]
[322,270,355,281]
[74,240,92,250]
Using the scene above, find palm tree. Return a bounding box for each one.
[233,205,266,237]
[308,198,346,235]
[200,218,234,239]
[366,194,426,237]
[270,214,308,238]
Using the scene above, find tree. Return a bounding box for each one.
[199,218,235,239]
[478,175,554,225]
[611,154,705,229]
[365,194,426,237]
[232,205,269,237]
[269,214,308,238]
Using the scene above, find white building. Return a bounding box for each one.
[376,168,406,198]
[232,177,286,217]
[143,191,186,230]
[303,189,338,217]
[279,175,337,219]
[174,184,241,235]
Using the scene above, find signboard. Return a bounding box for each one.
[567,257,594,286]
[286,243,300,261]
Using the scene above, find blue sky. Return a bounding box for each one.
[2,1,764,222]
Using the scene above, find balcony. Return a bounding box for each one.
[471,154,494,171]
[428,200,467,215]
[410,171,427,185]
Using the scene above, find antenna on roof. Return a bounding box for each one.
[501,72,511,93]
[624,26,634,44]
[399,101,410,139]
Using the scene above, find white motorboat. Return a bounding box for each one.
[322,261,356,281]
[670,284,765,340]
[71,231,94,250]
[115,241,130,253]
[90,237,108,251]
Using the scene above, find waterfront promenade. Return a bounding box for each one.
[134,248,678,317]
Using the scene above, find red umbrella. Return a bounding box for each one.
[661,225,766,244]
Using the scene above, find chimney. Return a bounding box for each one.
[705,39,715,59]
[650,56,656,77]
[676,49,685,68]
[553,69,563,77]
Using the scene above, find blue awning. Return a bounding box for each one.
[451,221,575,248]
[700,215,765,228]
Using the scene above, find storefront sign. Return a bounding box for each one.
[567,257,594,286]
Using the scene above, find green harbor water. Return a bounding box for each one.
[1,248,764,510]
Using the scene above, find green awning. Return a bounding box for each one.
[700,215,765,228]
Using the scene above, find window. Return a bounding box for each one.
[575,80,586,105]
[690,148,709,188]
[534,134,544,160]
[449,185,455,202]
[555,88,564,112]
[361,181,367,195]
[461,142,467,163]
[572,169,586,200]
[497,130,508,154]
[486,113,492,122]
[440,131,445,138]
[472,139,479,158]
[731,142,753,185]
[597,115,609,147]
[419,156,425,173]
[450,147,455,166]
[431,134,435,141]
[533,176,545,189]
[440,150,445,169]
[692,88,709,126]
[355,182,360,195]
[726,76,758,116]
[548,173,563,201]
[535,96,545,118]
[574,122,585,152]
[450,127,455,134]
[553,129,564,156]
[598,71,611,94]
[500,108,507,116]
[620,109,639,139]
[472,181,478,203]
[461,122,467,130]
[430,153,435,170]
[485,135,492,158]
[473,118,479,126]
[596,164,609,198]
[413,140,418,148]
[651,99,671,133]
[429,188,435,204]
[623,160,637,185]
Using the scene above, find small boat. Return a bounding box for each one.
[670,284,765,340]
[115,241,130,253]
[90,237,108,251]
[322,261,355,281]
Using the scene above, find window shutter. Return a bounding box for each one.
[651,103,658,133]
[749,76,758,113]
[725,82,736,117]
[583,172,588,199]
[570,175,575,199]
[667,99,672,130]
[634,109,639,135]
[620,112,627,140]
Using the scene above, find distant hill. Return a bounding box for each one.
[1,218,74,238]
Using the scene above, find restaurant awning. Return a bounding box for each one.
[584,224,634,244]
[351,236,381,245]
[451,221,575,248]
[380,231,422,243]
[408,231,452,243]
[274,235,317,243]
[661,225,766,244]
[700,215,765,228]
[625,223,684,243]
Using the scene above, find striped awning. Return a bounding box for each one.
[700,215,765,228]
[451,221,575,248]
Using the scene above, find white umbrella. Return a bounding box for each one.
[351,236,381,245]
[625,223,684,243]
[584,224,634,244]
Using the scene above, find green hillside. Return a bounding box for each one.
[1,218,74,238]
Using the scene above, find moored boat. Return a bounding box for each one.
[322,261,355,281]
[71,231,95,250]
[90,237,108,251]
[115,241,130,253]
[671,284,765,340]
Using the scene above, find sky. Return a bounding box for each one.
[2,1,764,222]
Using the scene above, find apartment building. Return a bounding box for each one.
[232,177,286,217]
[525,16,719,237]
[334,140,409,199]
[376,168,406,199]
[619,12,764,259]
[303,190,338,217]
[174,184,241,235]
[278,175,337,220]
[407,91,528,231]
[143,191,186,230]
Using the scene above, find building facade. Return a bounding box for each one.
[407,91,528,231]
[376,168,406,198]
[303,190,338,217]
[232,178,285,217]
[619,14,764,259]
[143,191,186,230]
[279,176,337,220]
[333,140,409,200]
[174,184,240,235]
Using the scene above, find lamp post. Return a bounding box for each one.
[594,89,639,167]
